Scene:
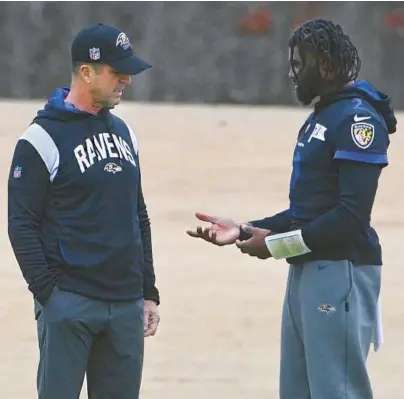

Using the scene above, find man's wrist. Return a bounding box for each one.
[238,222,253,241]
[264,229,311,259]
[145,299,159,305]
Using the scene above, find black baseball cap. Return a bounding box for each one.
[71,23,151,75]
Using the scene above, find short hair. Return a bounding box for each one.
[289,19,361,86]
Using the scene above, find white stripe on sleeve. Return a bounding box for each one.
[20,123,60,182]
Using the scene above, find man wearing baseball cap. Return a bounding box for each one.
[8,23,159,398]
[72,22,151,76]
[66,22,152,110]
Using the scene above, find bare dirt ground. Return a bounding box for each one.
[0,100,403,398]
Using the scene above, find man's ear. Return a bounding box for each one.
[319,56,333,78]
[321,53,334,70]
[78,64,92,84]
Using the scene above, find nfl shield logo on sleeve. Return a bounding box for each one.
[13,166,22,178]
[89,47,100,60]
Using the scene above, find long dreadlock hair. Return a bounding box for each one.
[289,19,361,88]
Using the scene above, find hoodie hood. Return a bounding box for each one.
[315,80,397,134]
[33,87,112,123]
[33,87,115,136]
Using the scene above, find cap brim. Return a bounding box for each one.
[109,54,151,75]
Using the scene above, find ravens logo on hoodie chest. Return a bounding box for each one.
[55,131,139,192]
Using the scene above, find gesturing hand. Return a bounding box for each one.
[235,224,272,259]
[186,212,240,246]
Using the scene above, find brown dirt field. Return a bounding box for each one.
[0,100,403,398]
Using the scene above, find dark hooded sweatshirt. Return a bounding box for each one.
[8,88,159,305]
[243,80,397,265]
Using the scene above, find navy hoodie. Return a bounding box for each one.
[244,80,397,265]
[8,88,159,305]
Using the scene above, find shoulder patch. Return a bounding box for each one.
[308,123,327,143]
[351,122,375,149]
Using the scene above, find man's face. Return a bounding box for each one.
[288,46,322,106]
[89,65,132,107]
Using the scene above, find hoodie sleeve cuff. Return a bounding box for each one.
[35,283,58,306]
[144,285,160,305]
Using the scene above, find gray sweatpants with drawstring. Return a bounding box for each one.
[279,260,381,399]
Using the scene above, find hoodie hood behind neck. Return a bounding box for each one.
[33,87,112,124]
[316,80,397,134]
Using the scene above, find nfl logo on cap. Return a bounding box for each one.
[89,47,100,60]
[13,166,22,178]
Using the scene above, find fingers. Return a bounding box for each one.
[235,238,250,250]
[186,226,209,238]
[143,308,150,331]
[240,224,271,236]
[186,229,200,238]
[240,224,259,235]
[144,311,160,337]
[237,246,271,260]
[235,239,256,255]
[196,225,212,241]
[195,212,218,223]
[186,226,220,245]
[235,238,262,256]
[186,212,222,244]
[145,320,159,337]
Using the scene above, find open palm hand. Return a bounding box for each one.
[186,212,240,246]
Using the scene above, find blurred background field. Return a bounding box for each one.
[1,2,403,398]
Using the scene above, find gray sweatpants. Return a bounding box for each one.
[34,288,144,399]
[279,260,381,399]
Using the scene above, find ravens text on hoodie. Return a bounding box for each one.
[8,88,160,306]
[243,80,397,265]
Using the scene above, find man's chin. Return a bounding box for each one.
[294,88,314,106]
[110,91,124,105]
[108,97,121,107]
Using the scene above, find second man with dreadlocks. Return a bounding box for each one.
[186,18,397,398]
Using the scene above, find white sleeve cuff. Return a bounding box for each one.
[264,230,311,260]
